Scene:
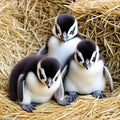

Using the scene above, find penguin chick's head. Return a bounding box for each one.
[74,40,100,70]
[37,57,60,88]
[52,14,78,42]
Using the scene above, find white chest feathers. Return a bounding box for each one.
[64,60,106,94]
[47,36,81,68]
[22,72,61,104]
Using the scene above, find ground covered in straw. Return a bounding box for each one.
[0,0,120,119]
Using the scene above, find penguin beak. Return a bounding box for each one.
[83,59,91,70]
[61,32,68,41]
[45,78,53,88]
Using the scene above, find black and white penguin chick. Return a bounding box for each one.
[37,14,82,69]
[64,40,113,103]
[9,55,69,112]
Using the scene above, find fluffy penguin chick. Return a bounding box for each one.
[9,55,69,112]
[64,40,113,103]
[38,14,82,69]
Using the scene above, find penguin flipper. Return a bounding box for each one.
[54,80,64,103]
[54,80,70,105]
[103,66,113,92]
[17,74,24,102]
[17,75,37,112]
[61,65,68,80]
[37,45,47,55]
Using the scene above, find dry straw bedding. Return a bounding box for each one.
[0,0,120,119]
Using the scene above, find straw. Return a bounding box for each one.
[0,0,120,119]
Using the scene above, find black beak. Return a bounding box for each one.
[83,59,91,70]
[45,78,53,88]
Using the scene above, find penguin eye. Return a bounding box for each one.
[54,76,58,81]
[92,56,96,62]
[39,69,44,80]
[70,26,75,35]
[77,53,82,62]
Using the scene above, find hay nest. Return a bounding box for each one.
[0,0,120,119]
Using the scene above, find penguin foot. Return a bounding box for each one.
[31,102,38,107]
[21,103,37,112]
[56,91,78,105]
[68,91,78,102]
[62,91,78,104]
[92,91,106,99]
[56,98,71,106]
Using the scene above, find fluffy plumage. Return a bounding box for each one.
[37,14,82,69]
[64,40,113,103]
[9,55,69,112]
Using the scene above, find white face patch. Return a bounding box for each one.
[90,51,97,64]
[52,17,62,39]
[90,46,99,65]
[75,50,84,64]
[67,20,78,40]
[37,61,46,82]
[56,24,62,38]
[40,68,47,81]
[52,18,78,41]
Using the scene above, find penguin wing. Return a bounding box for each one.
[17,74,25,102]
[37,45,48,55]
[61,65,68,79]
[54,80,64,101]
[54,78,70,105]
[54,65,68,100]
[62,54,74,81]
[103,66,113,92]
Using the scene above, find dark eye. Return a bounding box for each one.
[55,25,59,35]
[92,57,96,62]
[70,26,75,35]
[39,69,44,79]
[77,53,82,62]
[92,53,97,62]
[54,76,58,81]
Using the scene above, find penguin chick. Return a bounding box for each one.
[37,14,82,69]
[9,55,69,112]
[64,40,113,103]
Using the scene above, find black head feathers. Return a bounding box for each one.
[40,57,60,78]
[57,14,75,33]
[77,40,97,60]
